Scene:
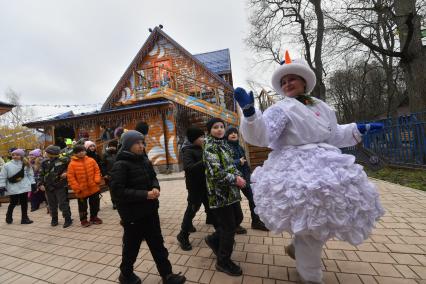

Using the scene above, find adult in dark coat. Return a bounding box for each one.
[226,127,268,231]
[177,127,214,251]
[110,130,186,284]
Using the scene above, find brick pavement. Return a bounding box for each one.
[0,175,425,284]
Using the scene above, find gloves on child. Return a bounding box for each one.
[234,87,255,117]
[357,123,384,134]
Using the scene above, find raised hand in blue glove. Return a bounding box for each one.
[234,87,255,117]
[357,123,384,134]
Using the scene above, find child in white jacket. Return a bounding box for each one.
[0,149,35,224]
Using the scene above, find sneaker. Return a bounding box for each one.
[162,272,186,284]
[81,220,91,227]
[216,259,242,276]
[204,235,218,256]
[90,216,103,225]
[177,231,192,251]
[188,225,196,233]
[235,225,247,234]
[51,218,59,227]
[118,272,141,284]
[285,243,296,260]
[251,220,269,231]
[21,218,33,225]
[63,218,73,228]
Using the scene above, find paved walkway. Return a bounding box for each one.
[0,175,425,284]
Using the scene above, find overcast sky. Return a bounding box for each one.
[0,0,281,119]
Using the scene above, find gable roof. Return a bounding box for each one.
[194,49,231,75]
[101,27,234,111]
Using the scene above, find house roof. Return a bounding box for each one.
[101,27,234,111]
[194,49,231,75]
[23,100,171,128]
[0,101,15,115]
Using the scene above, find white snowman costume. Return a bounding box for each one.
[239,57,384,283]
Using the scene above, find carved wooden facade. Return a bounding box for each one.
[24,27,238,172]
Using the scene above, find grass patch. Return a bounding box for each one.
[365,166,426,191]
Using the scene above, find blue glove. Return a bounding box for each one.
[234,87,255,117]
[31,184,37,192]
[357,123,384,134]
[0,187,6,196]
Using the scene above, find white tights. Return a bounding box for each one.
[294,235,325,283]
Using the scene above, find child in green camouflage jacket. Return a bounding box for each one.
[203,117,246,277]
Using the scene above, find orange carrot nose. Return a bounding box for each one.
[285,50,292,64]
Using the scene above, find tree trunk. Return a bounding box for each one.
[309,0,326,101]
[394,0,426,113]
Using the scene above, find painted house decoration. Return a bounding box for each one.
[24,27,238,172]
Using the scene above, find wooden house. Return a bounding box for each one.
[24,27,238,172]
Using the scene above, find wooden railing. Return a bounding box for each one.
[132,67,235,112]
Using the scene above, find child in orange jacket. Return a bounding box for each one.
[67,145,102,227]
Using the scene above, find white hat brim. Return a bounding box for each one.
[271,62,317,96]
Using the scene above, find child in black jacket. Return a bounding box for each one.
[110,131,185,284]
[226,127,268,231]
[177,127,213,251]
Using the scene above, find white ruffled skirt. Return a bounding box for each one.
[251,145,384,246]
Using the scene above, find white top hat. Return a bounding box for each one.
[271,51,317,97]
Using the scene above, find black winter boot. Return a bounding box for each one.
[6,206,13,224]
[251,219,269,231]
[216,259,242,276]
[51,216,58,227]
[63,217,73,228]
[21,217,33,224]
[118,272,141,284]
[177,231,192,251]
[235,225,247,234]
[162,272,186,284]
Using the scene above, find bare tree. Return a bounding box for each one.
[325,0,426,113]
[1,89,35,127]
[247,0,326,100]
[328,57,404,123]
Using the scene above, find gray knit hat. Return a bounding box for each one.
[120,130,145,152]
[45,145,61,156]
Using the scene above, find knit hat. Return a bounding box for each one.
[65,138,73,145]
[11,148,25,157]
[84,141,96,150]
[271,51,316,97]
[29,149,42,157]
[73,145,86,154]
[186,127,205,143]
[135,121,149,135]
[45,145,61,156]
[114,127,124,139]
[9,147,17,153]
[120,130,145,152]
[206,118,225,134]
[225,127,238,139]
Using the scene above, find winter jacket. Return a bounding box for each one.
[103,148,117,176]
[67,156,101,198]
[39,156,69,190]
[227,140,251,182]
[110,150,160,222]
[203,135,242,209]
[87,150,106,176]
[0,160,35,196]
[181,140,208,203]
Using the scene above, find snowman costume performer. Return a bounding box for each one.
[234,52,385,284]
